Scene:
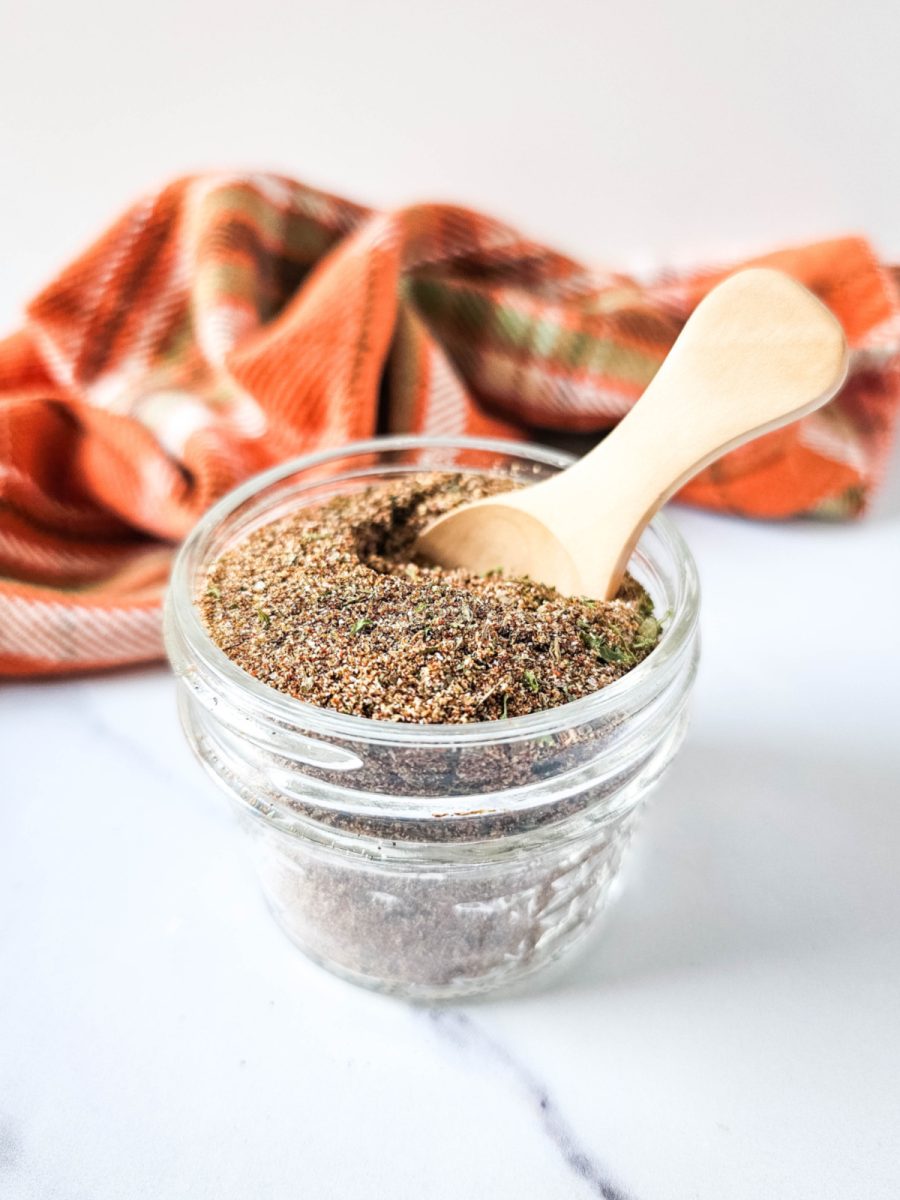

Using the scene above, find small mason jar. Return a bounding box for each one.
[165,436,700,1001]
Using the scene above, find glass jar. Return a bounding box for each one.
[165,436,700,1001]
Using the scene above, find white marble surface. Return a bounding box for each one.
[3,444,900,1199]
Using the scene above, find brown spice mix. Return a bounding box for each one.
[201,473,660,723]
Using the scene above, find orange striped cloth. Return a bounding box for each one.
[2,172,899,676]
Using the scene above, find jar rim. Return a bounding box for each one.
[166,434,700,746]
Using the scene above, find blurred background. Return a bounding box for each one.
[4,0,900,324]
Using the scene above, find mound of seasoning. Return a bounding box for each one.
[201,473,661,723]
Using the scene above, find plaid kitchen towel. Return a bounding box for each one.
[1,173,899,675]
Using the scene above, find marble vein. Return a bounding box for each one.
[427,1010,630,1200]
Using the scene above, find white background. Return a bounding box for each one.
[4,0,900,324]
[2,3,900,1199]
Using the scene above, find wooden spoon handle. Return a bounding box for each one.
[526,268,848,596]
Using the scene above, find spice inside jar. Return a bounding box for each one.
[200,472,662,724]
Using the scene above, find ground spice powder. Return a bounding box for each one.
[201,473,660,723]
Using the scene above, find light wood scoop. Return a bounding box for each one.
[416,268,848,599]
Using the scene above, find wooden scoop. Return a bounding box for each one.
[416,268,848,599]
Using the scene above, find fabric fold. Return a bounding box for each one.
[1,171,898,676]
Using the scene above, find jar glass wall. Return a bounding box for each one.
[165,436,701,1000]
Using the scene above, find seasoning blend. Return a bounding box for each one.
[200,473,661,723]
[166,438,700,1000]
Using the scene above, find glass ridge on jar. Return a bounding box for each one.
[165,436,701,1001]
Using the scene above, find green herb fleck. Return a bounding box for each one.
[578,621,634,664]
[633,616,661,650]
[206,583,221,601]
[352,617,373,634]
[485,566,503,578]
[500,692,509,719]
[523,669,540,693]
[256,607,270,627]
